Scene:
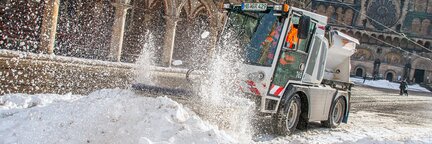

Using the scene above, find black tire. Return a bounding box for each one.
[322,97,346,128]
[273,94,302,135]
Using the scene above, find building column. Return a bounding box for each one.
[207,12,226,60]
[39,0,60,54]
[109,1,131,62]
[161,16,181,67]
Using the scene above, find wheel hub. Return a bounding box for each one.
[286,100,298,129]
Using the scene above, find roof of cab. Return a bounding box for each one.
[291,7,328,25]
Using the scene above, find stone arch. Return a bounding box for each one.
[411,18,421,34]
[408,41,417,50]
[180,0,212,20]
[400,38,408,48]
[392,37,400,47]
[317,5,326,15]
[354,32,362,40]
[417,40,424,51]
[421,19,430,35]
[355,66,366,77]
[347,30,354,37]
[414,0,427,12]
[344,9,354,25]
[326,6,335,20]
[412,58,432,70]
[370,34,377,44]
[340,29,347,33]
[148,0,168,11]
[428,1,432,13]
[385,36,392,45]
[411,58,432,83]
[336,7,344,23]
[361,33,369,43]
[353,48,374,61]
[173,2,211,68]
[425,41,431,49]
[377,35,385,46]
[384,70,397,82]
[384,52,402,65]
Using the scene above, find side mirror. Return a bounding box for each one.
[297,16,311,39]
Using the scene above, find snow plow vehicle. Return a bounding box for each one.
[221,3,359,135]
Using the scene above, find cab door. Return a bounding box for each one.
[267,14,316,97]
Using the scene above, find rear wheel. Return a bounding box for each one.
[322,97,346,128]
[273,94,301,135]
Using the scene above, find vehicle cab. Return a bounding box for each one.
[222,3,329,113]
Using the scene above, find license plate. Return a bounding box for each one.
[241,3,268,11]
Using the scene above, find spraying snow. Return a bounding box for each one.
[133,30,156,85]
[192,30,256,142]
[201,31,210,39]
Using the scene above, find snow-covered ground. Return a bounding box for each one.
[0,89,234,144]
[264,111,432,143]
[351,77,431,93]
[1,89,431,144]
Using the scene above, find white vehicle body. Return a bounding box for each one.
[222,3,359,133]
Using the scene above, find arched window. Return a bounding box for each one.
[317,5,326,15]
[361,34,369,43]
[400,38,408,48]
[344,9,354,25]
[385,36,392,45]
[425,41,431,49]
[355,32,362,39]
[378,35,385,46]
[386,72,394,81]
[417,40,424,51]
[336,7,344,24]
[411,18,421,34]
[370,34,377,44]
[392,37,400,47]
[355,68,364,77]
[421,19,430,35]
[326,6,335,17]
[415,0,427,12]
[428,1,432,13]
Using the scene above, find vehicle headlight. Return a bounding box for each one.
[248,71,265,81]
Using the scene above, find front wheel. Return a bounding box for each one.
[273,94,301,135]
[322,97,346,128]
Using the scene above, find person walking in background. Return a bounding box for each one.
[363,74,367,83]
[399,80,408,96]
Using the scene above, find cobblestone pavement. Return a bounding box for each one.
[351,85,432,125]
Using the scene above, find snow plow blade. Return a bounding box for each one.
[132,67,203,96]
[132,83,193,96]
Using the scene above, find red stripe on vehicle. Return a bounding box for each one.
[274,87,284,96]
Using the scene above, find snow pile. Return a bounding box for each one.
[351,77,431,92]
[0,93,81,110]
[0,89,234,144]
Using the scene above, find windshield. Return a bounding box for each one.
[223,11,284,67]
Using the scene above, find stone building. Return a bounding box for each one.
[1,0,431,84]
[310,0,432,84]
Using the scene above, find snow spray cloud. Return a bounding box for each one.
[133,30,156,85]
[195,29,256,142]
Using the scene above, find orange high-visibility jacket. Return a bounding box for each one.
[285,25,298,48]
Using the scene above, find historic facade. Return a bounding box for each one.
[311,0,432,84]
[1,0,431,84]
